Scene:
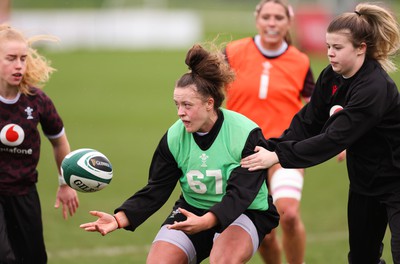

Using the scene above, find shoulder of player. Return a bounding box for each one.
[25,87,50,99]
[352,60,393,91]
[227,37,253,49]
[221,108,257,126]
[225,37,256,58]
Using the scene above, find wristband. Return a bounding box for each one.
[113,215,121,229]
[58,175,67,186]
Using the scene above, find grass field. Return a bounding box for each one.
[20,1,400,263]
[32,49,395,264]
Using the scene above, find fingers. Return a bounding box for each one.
[167,221,186,231]
[67,197,79,216]
[80,222,95,230]
[59,198,80,219]
[241,156,255,166]
[254,146,263,152]
[89,210,103,217]
[241,155,258,168]
[54,199,60,209]
[55,187,80,219]
[62,205,68,220]
[247,165,264,171]
[167,208,187,231]
[79,223,106,235]
[241,146,266,165]
[167,221,197,235]
[241,158,265,171]
[78,211,101,229]
[177,208,190,216]
[79,211,110,236]
[54,198,69,219]
[96,225,107,236]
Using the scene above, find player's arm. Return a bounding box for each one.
[114,132,182,231]
[49,133,79,219]
[81,133,181,234]
[301,67,315,103]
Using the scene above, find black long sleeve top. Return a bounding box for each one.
[116,110,270,231]
[267,59,400,195]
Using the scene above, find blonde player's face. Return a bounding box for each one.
[0,39,28,89]
[326,31,366,78]
[174,85,215,133]
[256,1,291,50]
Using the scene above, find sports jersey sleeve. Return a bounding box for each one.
[269,63,392,168]
[301,68,315,100]
[208,128,269,231]
[37,90,64,138]
[115,133,182,231]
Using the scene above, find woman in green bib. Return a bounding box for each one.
[80,44,279,264]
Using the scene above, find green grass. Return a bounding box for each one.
[34,49,396,264]
[23,1,400,263]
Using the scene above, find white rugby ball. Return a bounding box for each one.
[61,148,113,193]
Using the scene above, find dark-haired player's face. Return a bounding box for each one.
[0,39,27,89]
[256,1,290,50]
[174,85,215,133]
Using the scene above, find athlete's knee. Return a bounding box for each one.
[280,205,301,228]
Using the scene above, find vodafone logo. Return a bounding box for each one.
[329,105,344,117]
[0,124,25,146]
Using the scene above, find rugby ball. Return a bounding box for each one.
[61,148,113,193]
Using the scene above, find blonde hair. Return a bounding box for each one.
[0,24,57,94]
[327,2,400,72]
[254,0,293,45]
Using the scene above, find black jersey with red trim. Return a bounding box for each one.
[115,110,276,232]
[267,59,400,195]
[0,87,64,195]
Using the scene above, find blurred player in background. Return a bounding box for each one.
[241,2,400,264]
[80,44,279,264]
[224,0,315,263]
[0,24,79,263]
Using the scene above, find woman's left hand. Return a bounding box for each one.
[241,146,279,171]
[167,208,217,235]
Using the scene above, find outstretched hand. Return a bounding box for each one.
[167,208,217,235]
[80,211,118,236]
[241,146,279,171]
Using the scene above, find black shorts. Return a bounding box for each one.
[161,195,279,263]
[0,185,47,264]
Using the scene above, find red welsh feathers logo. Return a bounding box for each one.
[332,85,338,95]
